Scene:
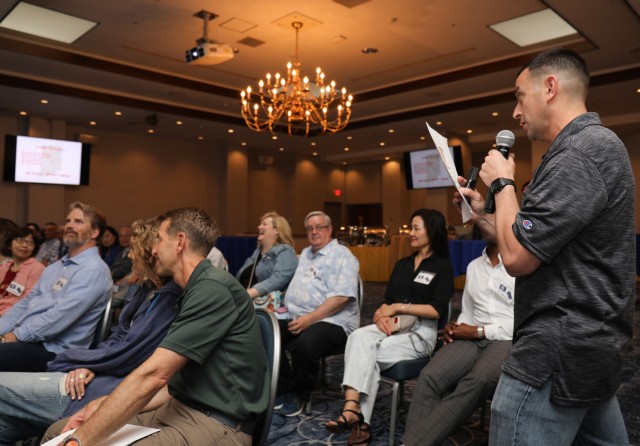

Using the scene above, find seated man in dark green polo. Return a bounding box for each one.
[43,207,269,446]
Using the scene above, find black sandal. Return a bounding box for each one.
[325,399,364,434]
[348,423,371,446]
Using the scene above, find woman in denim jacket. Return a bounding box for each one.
[236,212,298,299]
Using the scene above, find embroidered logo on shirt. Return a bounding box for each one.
[522,220,533,230]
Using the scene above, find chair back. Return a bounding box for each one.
[91,297,113,348]
[358,275,364,312]
[253,308,281,446]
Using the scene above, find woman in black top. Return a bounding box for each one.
[326,209,453,445]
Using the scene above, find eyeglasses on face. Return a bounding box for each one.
[305,225,330,233]
[14,237,35,246]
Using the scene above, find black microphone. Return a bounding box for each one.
[484,130,516,214]
[466,167,479,190]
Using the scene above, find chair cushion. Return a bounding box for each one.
[381,358,430,381]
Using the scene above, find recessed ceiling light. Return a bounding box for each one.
[420,136,426,140]
[198,136,204,141]
[148,129,154,134]
[312,152,318,156]
[279,147,285,152]
[491,112,499,117]
[0,2,98,44]
[388,129,395,133]
[436,121,443,126]
[114,111,122,116]
[89,121,96,126]
[347,136,353,140]
[490,9,578,47]
[241,142,247,146]
[466,129,473,134]
[272,136,278,140]
[176,120,183,125]
[227,129,234,133]
[342,161,347,165]
[637,88,640,93]
[379,142,385,147]
[40,99,48,104]
[19,111,27,116]
[344,147,349,152]
[310,141,317,146]
[384,156,390,161]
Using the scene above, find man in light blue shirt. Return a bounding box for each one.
[278,211,360,416]
[0,202,112,372]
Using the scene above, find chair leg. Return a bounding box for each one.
[389,381,402,446]
[305,396,312,415]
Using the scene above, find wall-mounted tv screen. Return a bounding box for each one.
[3,135,91,186]
[404,145,463,190]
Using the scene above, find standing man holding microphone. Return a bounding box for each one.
[455,48,635,445]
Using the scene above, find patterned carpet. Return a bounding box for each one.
[266,282,640,446]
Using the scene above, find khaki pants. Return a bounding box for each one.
[42,398,252,446]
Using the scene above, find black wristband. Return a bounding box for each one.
[490,178,516,195]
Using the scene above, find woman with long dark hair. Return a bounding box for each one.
[326,209,453,445]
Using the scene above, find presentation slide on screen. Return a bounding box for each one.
[15,136,82,185]
[408,148,454,188]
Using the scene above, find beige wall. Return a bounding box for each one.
[1,115,639,237]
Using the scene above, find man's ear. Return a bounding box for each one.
[176,232,187,253]
[91,227,101,241]
[544,75,558,100]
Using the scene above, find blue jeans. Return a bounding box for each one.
[0,372,70,444]
[489,373,629,446]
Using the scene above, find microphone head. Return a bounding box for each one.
[496,130,515,148]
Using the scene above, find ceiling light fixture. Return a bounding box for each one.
[240,21,353,136]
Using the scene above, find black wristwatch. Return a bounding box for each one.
[490,178,516,195]
[62,435,82,446]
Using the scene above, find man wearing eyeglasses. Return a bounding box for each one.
[277,211,360,416]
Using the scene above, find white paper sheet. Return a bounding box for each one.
[425,122,474,223]
[41,424,160,446]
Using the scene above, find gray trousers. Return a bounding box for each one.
[402,339,511,446]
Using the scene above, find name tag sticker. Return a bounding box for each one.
[305,265,320,280]
[497,283,514,303]
[414,271,436,285]
[53,277,68,291]
[6,281,25,296]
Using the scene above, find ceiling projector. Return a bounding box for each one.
[185,41,234,65]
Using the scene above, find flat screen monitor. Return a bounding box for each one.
[403,145,463,190]
[3,135,91,186]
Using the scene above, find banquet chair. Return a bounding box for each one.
[380,300,452,446]
[90,297,113,348]
[253,308,281,446]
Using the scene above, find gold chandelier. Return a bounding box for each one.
[240,21,353,136]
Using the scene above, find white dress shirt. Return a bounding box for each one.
[456,247,515,340]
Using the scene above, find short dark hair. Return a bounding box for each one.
[410,208,449,259]
[159,208,219,257]
[518,48,589,92]
[3,226,42,258]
